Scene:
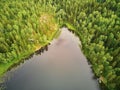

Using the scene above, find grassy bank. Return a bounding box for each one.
[0,0,59,77]
[0,29,59,77]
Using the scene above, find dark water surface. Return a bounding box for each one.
[2,28,101,90]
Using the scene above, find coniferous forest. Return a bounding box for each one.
[0,0,120,90]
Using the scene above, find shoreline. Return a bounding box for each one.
[0,29,60,78]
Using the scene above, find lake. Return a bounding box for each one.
[1,28,101,90]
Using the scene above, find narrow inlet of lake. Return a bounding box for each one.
[2,28,101,90]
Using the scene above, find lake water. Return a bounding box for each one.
[1,28,101,90]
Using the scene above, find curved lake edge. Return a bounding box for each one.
[61,25,103,89]
[0,30,60,89]
[0,29,60,78]
[1,27,101,90]
[66,26,103,89]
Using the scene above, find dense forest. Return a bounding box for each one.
[0,0,120,90]
[0,0,59,77]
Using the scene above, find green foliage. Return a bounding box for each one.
[0,0,58,76]
[0,0,120,89]
[49,0,120,89]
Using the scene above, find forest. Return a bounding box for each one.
[0,0,120,90]
[0,0,59,77]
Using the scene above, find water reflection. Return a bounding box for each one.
[2,28,101,90]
